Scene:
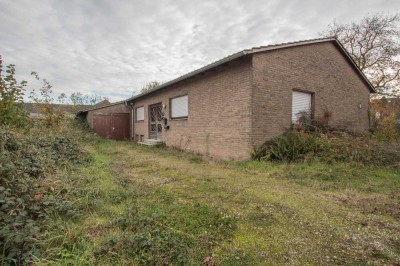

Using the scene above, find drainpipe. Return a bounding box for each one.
[124,100,134,140]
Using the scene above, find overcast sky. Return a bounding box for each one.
[0,0,399,102]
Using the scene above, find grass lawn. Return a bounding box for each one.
[37,138,400,265]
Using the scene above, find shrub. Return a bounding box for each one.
[372,113,399,143]
[252,131,327,162]
[0,56,30,128]
[0,127,88,265]
[29,72,65,128]
[253,131,400,166]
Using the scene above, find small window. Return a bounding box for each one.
[171,95,188,119]
[292,90,312,123]
[136,106,144,122]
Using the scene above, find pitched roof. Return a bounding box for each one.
[94,99,111,107]
[76,100,127,115]
[126,37,375,102]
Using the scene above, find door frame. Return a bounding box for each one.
[148,102,163,140]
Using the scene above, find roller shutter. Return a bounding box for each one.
[136,106,144,121]
[292,91,312,123]
[171,95,188,118]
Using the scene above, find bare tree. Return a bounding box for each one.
[321,13,400,96]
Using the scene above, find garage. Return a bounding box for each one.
[77,101,132,140]
[93,113,130,140]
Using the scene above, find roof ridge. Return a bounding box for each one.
[125,36,372,102]
[245,36,336,52]
[126,37,337,101]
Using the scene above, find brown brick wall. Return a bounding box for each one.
[86,103,131,129]
[89,41,373,160]
[251,42,371,147]
[132,57,253,160]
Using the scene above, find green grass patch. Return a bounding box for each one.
[11,125,399,265]
[235,160,400,194]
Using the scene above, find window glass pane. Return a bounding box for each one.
[171,95,188,118]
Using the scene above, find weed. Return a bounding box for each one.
[252,130,400,166]
[0,127,89,264]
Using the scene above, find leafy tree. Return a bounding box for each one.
[140,81,161,94]
[321,13,400,96]
[0,55,29,127]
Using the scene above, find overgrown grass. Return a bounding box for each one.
[235,161,400,194]
[0,124,90,265]
[3,122,400,265]
[33,139,236,265]
[252,131,400,167]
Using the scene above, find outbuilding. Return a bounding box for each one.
[77,101,131,140]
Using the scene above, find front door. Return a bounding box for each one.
[149,103,163,140]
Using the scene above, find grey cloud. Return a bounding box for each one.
[0,0,399,102]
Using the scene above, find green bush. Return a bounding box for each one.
[0,128,88,265]
[253,131,400,166]
[252,131,327,162]
[0,56,30,128]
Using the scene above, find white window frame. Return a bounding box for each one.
[136,106,144,122]
[170,95,188,119]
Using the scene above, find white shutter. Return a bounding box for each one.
[292,91,312,123]
[136,106,144,121]
[171,95,188,118]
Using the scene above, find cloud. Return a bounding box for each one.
[0,0,399,102]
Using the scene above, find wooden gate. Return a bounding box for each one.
[93,113,130,140]
[149,103,163,140]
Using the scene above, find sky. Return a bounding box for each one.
[0,0,399,102]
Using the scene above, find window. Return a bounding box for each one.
[292,90,313,123]
[170,95,188,119]
[136,106,144,122]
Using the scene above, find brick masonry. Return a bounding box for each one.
[251,42,370,147]
[132,57,253,160]
[84,41,371,161]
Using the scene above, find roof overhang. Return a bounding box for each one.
[125,37,375,103]
[126,51,247,103]
[76,100,126,115]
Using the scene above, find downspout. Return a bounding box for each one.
[124,101,134,140]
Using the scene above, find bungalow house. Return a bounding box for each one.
[78,37,375,160]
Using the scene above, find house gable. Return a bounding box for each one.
[250,41,371,147]
[127,38,374,105]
